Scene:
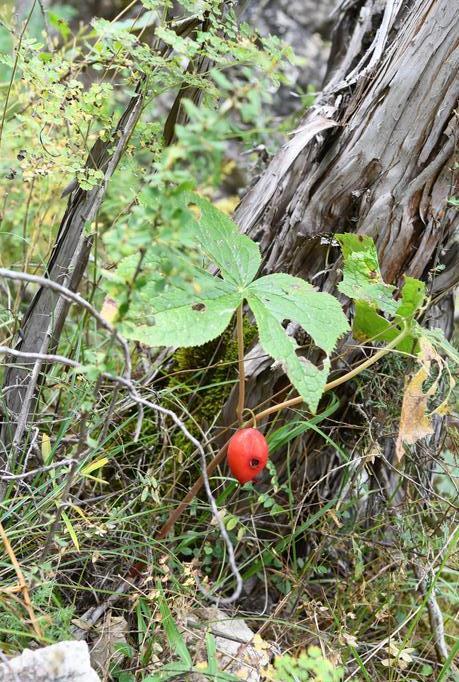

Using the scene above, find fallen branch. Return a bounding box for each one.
[413,563,449,663]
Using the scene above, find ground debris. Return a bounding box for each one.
[182,607,278,682]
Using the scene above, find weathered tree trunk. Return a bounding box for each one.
[227,0,458,508]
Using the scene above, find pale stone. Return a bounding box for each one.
[0,641,100,682]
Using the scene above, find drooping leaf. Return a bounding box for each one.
[248,295,330,413]
[248,273,349,354]
[352,275,426,352]
[336,233,397,314]
[353,301,394,342]
[352,301,417,353]
[419,326,459,366]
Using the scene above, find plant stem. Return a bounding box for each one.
[252,323,408,424]
[0,520,43,639]
[157,324,408,538]
[236,302,245,425]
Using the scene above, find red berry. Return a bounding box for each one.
[227,428,269,484]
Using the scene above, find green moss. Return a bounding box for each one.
[167,318,258,456]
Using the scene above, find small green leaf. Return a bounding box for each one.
[61,511,80,552]
[248,295,330,413]
[182,191,261,287]
[225,516,238,531]
[143,661,191,682]
[396,276,426,319]
[248,273,348,354]
[41,433,52,465]
[205,633,218,676]
[156,583,192,668]
[336,234,397,314]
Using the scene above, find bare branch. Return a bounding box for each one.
[0,268,131,378]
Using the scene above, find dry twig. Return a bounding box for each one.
[0,520,43,639]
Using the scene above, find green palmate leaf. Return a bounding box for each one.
[181,191,261,287]
[248,295,331,414]
[120,267,242,348]
[247,274,348,412]
[116,192,347,411]
[336,233,397,314]
[248,273,349,354]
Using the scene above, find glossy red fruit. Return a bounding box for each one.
[227,428,269,484]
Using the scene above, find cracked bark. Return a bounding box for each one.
[224,0,458,508]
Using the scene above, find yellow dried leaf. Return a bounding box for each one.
[100,297,118,323]
[61,511,80,552]
[215,195,240,215]
[253,633,270,651]
[395,339,444,462]
[41,433,52,464]
[328,509,343,528]
[395,367,433,461]
[81,456,109,476]
[342,632,358,647]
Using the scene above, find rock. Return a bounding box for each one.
[90,615,129,677]
[182,607,279,682]
[0,641,100,682]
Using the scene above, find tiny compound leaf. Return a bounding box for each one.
[248,294,330,413]
[248,273,349,354]
[336,233,397,314]
[181,191,261,287]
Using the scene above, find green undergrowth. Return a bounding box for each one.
[0,2,458,680]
